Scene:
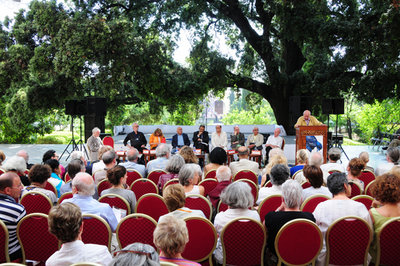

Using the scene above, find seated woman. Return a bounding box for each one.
[92,145,113,174]
[110,243,159,266]
[101,165,136,212]
[22,164,57,204]
[264,180,315,258]
[312,172,372,265]
[302,165,332,200]
[159,184,205,221]
[149,128,166,150]
[290,149,309,177]
[203,147,227,175]
[158,154,185,193]
[347,157,366,192]
[257,164,290,205]
[369,173,400,262]
[179,146,198,164]
[213,182,260,264]
[178,164,204,196]
[45,159,65,197]
[2,155,30,186]
[154,215,201,265]
[261,152,288,186]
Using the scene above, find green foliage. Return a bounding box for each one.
[222,101,276,125]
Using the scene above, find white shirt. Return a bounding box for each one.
[320,162,346,173]
[375,162,395,176]
[230,158,260,177]
[92,161,106,175]
[302,187,332,201]
[211,131,228,149]
[185,185,200,196]
[266,135,283,148]
[313,199,372,266]
[257,185,282,205]
[159,207,205,222]
[46,240,112,266]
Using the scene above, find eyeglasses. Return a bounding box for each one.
[113,249,153,258]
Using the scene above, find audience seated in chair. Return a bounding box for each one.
[229,146,260,177]
[22,164,57,204]
[2,155,30,186]
[16,149,33,170]
[60,159,86,195]
[158,155,185,194]
[0,150,6,168]
[154,215,201,265]
[101,165,136,212]
[119,148,146,178]
[213,181,260,264]
[91,145,113,174]
[359,151,374,173]
[260,150,287,187]
[0,172,25,261]
[375,147,400,176]
[46,203,112,266]
[203,147,227,174]
[44,159,65,197]
[264,128,284,164]
[159,184,205,222]
[347,158,366,192]
[110,243,159,266]
[146,144,170,173]
[257,164,289,205]
[264,179,315,261]
[312,172,372,265]
[42,149,66,179]
[208,166,232,209]
[179,164,204,196]
[290,149,309,177]
[308,152,329,185]
[94,150,117,186]
[302,165,332,200]
[62,172,118,232]
[178,146,198,164]
[321,147,346,173]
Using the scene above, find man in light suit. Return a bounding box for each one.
[229,146,260,177]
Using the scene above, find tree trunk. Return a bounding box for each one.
[347,117,352,140]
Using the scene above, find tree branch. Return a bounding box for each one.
[226,72,273,100]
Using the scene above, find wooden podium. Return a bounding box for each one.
[296,126,328,164]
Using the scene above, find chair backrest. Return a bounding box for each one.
[20,191,53,214]
[81,214,112,251]
[275,219,322,266]
[300,194,330,213]
[44,181,58,198]
[281,138,285,150]
[217,200,228,213]
[348,180,362,198]
[365,180,376,197]
[99,193,131,214]
[64,173,71,183]
[125,169,142,187]
[130,178,158,200]
[204,170,217,180]
[184,195,213,220]
[292,170,306,184]
[182,217,217,264]
[17,213,59,263]
[102,136,114,148]
[57,192,73,205]
[352,195,373,210]
[264,180,272,187]
[220,218,266,266]
[116,213,157,249]
[0,220,10,263]
[97,179,112,196]
[198,178,218,197]
[233,170,258,185]
[135,193,169,222]
[0,168,4,175]
[234,179,258,205]
[147,170,167,185]
[258,195,283,223]
[163,178,179,191]
[160,262,179,266]
[328,169,342,174]
[301,181,311,189]
[376,217,400,266]
[326,216,373,265]
[359,170,376,188]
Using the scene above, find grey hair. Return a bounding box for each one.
[109,243,159,266]
[270,164,290,186]
[16,150,29,163]
[282,179,302,208]
[359,151,369,164]
[165,155,185,174]
[2,156,26,172]
[102,150,116,164]
[72,172,95,196]
[156,144,171,158]
[179,163,201,186]
[309,152,323,167]
[387,147,400,165]
[92,127,100,134]
[216,166,231,182]
[221,182,254,209]
[328,148,341,162]
[70,151,84,161]
[327,172,348,195]
[127,148,139,162]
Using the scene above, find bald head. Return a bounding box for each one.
[238,146,249,158]
[16,150,29,163]
[127,148,139,162]
[177,127,182,135]
[309,152,323,167]
[72,172,95,196]
[303,110,311,120]
[274,128,281,137]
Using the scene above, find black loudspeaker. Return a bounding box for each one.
[87,97,107,116]
[289,96,314,117]
[322,98,344,115]
[84,113,105,141]
[65,100,88,116]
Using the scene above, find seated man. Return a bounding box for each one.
[119,148,146,178]
[123,122,147,152]
[0,172,26,261]
[60,159,86,195]
[320,147,346,173]
[93,150,116,186]
[146,143,170,173]
[16,150,33,169]
[230,125,245,150]
[257,164,289,205]
[229,146,260,177]
[375,147,400,176]
[246,127,264,151]
[208,166,232,209]
[171,127,190,151]
[211,125,228,150]
[192,125,209,153]
[62,172,118,232]
[265,128,283,164]
[46,203,112,266]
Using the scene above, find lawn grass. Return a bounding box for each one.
[343,137,366,146]
[35,129,113,144]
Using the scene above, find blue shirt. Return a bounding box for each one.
[290,165,305,177]
[62,194,118,232]
[51,172,63,196]
[146,157,169,173]
[119,161,146,178]
[177,135,184,146]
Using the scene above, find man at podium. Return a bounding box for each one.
[294,110,323,128]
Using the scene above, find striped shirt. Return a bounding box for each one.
[0,193,26,254]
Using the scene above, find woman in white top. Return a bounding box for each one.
[178,164,204,196]
[213,181,260,264]
[22,164,57,204]
[302,165,332,200]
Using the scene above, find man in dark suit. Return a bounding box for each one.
[172,127,190,151]
[123,123,147,152]
[192,125,209,153]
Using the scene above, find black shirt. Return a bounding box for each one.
[192,131,209,153]
[264,211,315,255]
[123,131,147,152]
